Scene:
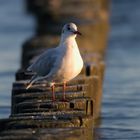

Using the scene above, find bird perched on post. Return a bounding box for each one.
[26,23,83,101]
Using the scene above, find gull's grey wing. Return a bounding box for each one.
[27,48,58,76]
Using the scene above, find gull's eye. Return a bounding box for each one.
[67,26,71,30]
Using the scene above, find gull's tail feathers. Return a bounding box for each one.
[26,83,33,89]
[26,75,45,89]
[26,75,38,89]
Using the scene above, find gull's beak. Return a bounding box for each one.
[73,31,82,35]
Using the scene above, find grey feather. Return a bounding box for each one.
[27,48,58,76]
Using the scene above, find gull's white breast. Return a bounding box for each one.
[54,40,83,82]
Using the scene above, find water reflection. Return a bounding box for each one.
[98,0,140,139]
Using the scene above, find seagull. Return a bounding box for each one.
[26,23,83,101]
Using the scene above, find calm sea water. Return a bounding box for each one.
[0,0,34,118]
[0,0,140,139]
[98,0,140,139]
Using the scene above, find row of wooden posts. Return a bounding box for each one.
[0,0,109,139]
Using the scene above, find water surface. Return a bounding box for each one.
[98,0,140,139]
[0,0,34,118]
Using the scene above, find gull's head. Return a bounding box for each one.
[61,23,81,39]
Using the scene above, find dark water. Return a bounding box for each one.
[0,0,140,139]
[0,0,34,118]
[98,0,140,139]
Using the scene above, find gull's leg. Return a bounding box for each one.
[62,82,66,101]
[51,84,55,101]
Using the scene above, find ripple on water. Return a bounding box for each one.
[100,0,140,139]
